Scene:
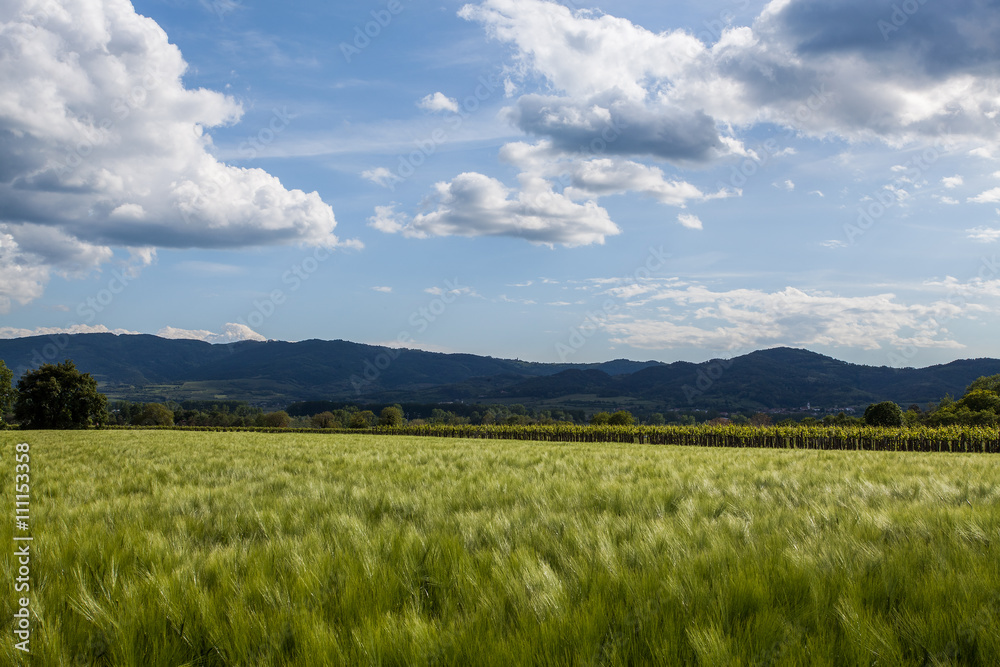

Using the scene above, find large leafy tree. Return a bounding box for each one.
[378,405,404,427]
[258,411,291,428]
[863,401,904,427]
[14,360,109,429]
[608,410,635,426]
[0,360,15,425]
[132,403,175,427]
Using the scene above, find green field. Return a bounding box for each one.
[2,431,999,665]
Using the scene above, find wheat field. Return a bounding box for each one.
[2,430,999,665]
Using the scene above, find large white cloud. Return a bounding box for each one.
[600,282,975,352]
[462,0,1000,149]
[0,0,357,309]
[369,172,619,246]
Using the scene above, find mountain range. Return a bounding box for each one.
[1,333,998,413]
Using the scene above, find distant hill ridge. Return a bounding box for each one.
[0,333,997,411]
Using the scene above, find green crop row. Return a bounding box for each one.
[349,423,1000,453]
[95,422,1000,452]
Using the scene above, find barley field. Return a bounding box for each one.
[2,430,999,665]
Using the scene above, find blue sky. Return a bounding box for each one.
[1,0,999,367]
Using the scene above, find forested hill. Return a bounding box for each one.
[0,333,997,411]
[494,347,1000,411]
[0,334,659,405]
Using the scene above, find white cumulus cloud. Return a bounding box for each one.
[462,0,1000,153]
[418,92,460,113]
[677,213,703,230]
[0,0,356,309]
[969,188,1000,204]
[156,323,266,344]
[370,172,620,246]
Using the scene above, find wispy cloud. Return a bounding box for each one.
[0,324,141,339]
[600,281,977,352]
[175,261,245,276]
[967,227,1000,243]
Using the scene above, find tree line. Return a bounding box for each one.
[2,359,998,430]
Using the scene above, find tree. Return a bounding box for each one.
[590,411,612,425]
[350,410,376,429]
[966,374,1000,395]
[0,360,14,426]
[927,376,1000,426]
[14,360,108,429]
[132,403,175,427]
[863,401,904,427]
[109,400,143,426]
[311,411,339,429]
[608,410,635,426]
[749,413,773,427]
[955,389,1000,414]
[379,405,404,427]
[259,411,291,428]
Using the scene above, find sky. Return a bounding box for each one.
[1,0,999,367]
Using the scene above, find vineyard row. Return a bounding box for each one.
[105,423,1000,453]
